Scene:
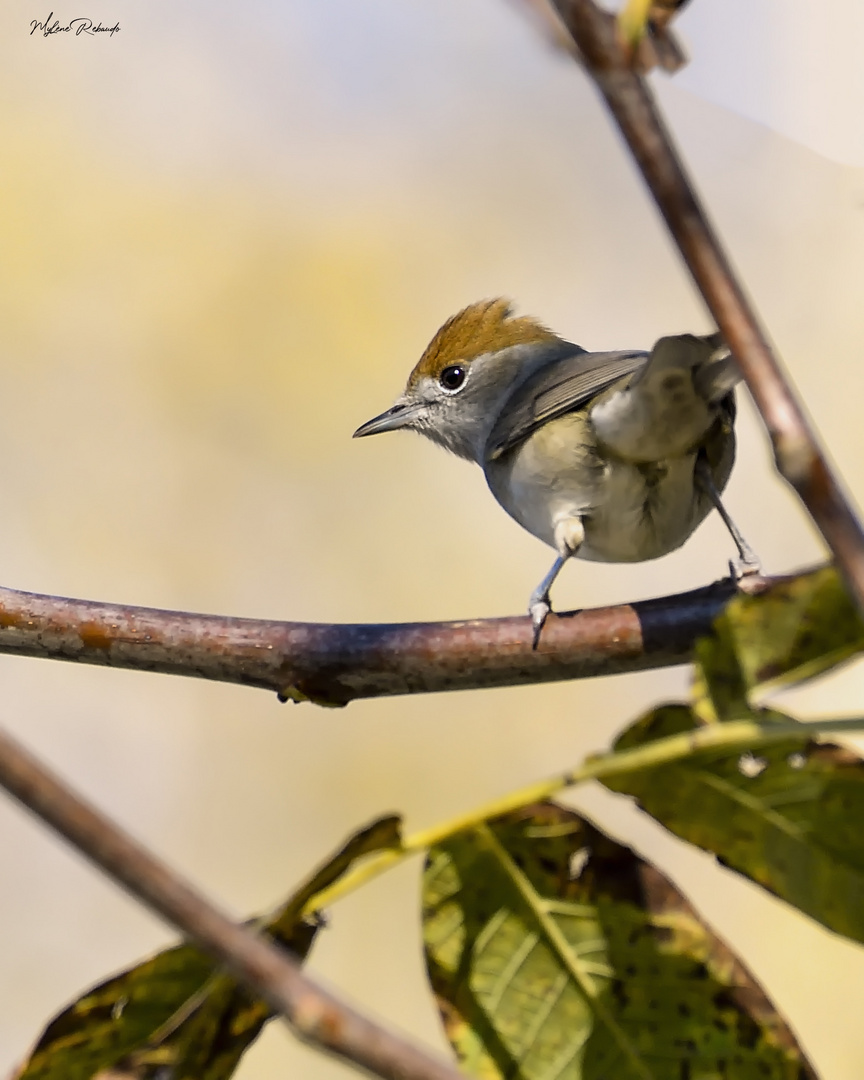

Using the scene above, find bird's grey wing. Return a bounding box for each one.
[485,348,648,460]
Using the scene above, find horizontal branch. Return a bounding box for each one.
[0,574,776,705]
[0,725,466,1080]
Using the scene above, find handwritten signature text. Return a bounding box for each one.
[30,13,121,37]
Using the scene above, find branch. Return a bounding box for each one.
[0,724,466,1080]
[0,575,772,705]
[549,0,864,614]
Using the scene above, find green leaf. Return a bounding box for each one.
[692,615,752,724]
[423,802,814,1080]
[18,944,230,1080]
[18,814,403,1080]
[695,566,864,720]
[606,705,864,944]
[267,812,402,938]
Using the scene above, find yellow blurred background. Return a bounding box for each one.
[3,1,864,1077]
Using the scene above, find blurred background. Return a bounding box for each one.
[2,0,864,1076]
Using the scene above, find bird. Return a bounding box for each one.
[353,299,758,646]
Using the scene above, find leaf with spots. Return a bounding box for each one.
[605,705,864,944]
[422,802,814,1080]
[17,814,402,1080]
[694,566,864,722]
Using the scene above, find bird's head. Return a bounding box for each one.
[353,299,568,462]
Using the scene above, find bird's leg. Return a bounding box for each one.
[528,517,585,649]
[695,456,761,579]
[528,555,567,649]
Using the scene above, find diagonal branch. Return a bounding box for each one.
[0,575,769,705]
[549,0,864,613]
[0,724,466,1080]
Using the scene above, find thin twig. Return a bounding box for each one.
[549,0,864,614]
[0,575,772,705]
[302,714,864,915]
[0,725,465,1080]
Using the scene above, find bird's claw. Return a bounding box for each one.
[729,553,762,582]
[529,598,552,650]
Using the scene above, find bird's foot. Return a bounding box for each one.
[529,597,552,650]
[729,552,762,582]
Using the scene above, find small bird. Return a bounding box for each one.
[354,299,758,646]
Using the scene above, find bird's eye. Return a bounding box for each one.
[439,365,466,392]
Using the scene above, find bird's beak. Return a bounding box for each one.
[353,399,424,438]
